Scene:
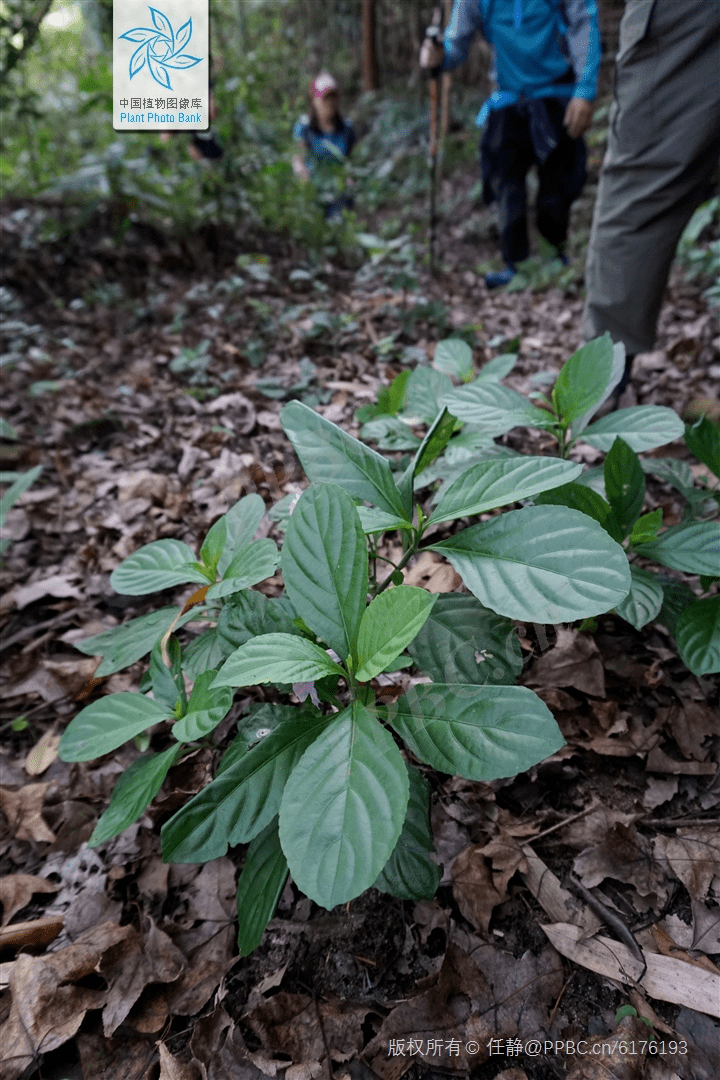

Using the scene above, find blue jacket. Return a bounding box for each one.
[442,0,601,125]
[293,116,356,169]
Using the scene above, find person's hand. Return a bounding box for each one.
[292,155,311,181]
[420,38,444,70]
[564,97,593,139]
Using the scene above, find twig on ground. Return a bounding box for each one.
[568,874,647,983]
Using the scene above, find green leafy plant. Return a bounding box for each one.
[536,426,720,675]
[59,347,639,954]
[360,333,719,674]
[0,464,43,553]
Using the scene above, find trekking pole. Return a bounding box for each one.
[425,8,442,275]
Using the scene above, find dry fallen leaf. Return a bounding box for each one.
[5,572,83,611]
[0,953,107,1080]
[24,730,61,776]
[650,924,719,976]
[402,551,462,593]
[100,917,186,1036]
[662,703,718,762]
[158,1041,202,1080]
[526,627,606,698]
[0,915,64,952]
[0,783,56,843]
[653,828,720,903]
[364,944,494,1077]
[451,832,527,935]
[76,1027,156,1080]
[565,1015,649,1078]
[244,992,368,1064]
[165,858,237,1016]
[574,822,669,906]
[0,873,58,925]
[542,922,720,1017]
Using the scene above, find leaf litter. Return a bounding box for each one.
[0,193,718,1080]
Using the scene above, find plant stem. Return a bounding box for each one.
[374,541,417,595]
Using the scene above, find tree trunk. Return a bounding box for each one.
[361,0,379,91]
[0,0,53,86]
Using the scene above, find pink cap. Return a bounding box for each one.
[311,73,338,98]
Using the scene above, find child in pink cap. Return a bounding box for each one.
[293,74,356,219]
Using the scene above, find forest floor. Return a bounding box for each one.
[1,153,719,1080]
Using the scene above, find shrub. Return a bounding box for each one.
[59,335,718,954]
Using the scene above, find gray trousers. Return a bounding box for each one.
[582,0,720,356]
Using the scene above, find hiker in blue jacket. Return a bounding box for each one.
[293,73,357,220]
[421,0,601,288]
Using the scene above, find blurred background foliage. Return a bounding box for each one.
[0,0,716,287]
[0,0,485,253]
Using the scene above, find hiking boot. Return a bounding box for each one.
[484,265,516,289]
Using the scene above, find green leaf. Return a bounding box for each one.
[534,483,623,543]
[355,586,437,682]
[614,566,664,629]
[377,370,411,415]
[475,353,517,381]
[59,693,171,762]
[441,380,553,437]
[172,671,233,742]
[641,458,695,497]
[0,464,43,529]
[219,704,300,775]
[407,594,522,685]
[403,366,453,423]
[182,627,228,679]
[397,407,456,511]
[206,539,280,600]
[217,494,266,575]
[236,817,289,956]
[628,509,663,545]
[279,704,409,909]
[412,407,457,475]
[553,334,614,425]
[433,338,473,381]
[580,407,684,453]
[360,415,422,451]
[280,401,407,518]
[431,505,631,623]
[217,591,299,652]
[356,507,413,534]
[281,484,368,662]
[657,577,697,636]
[387,684,564,781]
[374,765,441,900]
[633,521,720,576]
[568,342,626,435]
[573,466,607,497]
[675,596,720,676]
[200,516,226,577]
[89,744,181,846]
[162,710,330,862]
[212,634,344,689]
[427,457,582,526]
[110,539,209,596]
[604,437,646,536]
[73,607,180,677]
[149,636,183,712]
[685,416,720,479]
